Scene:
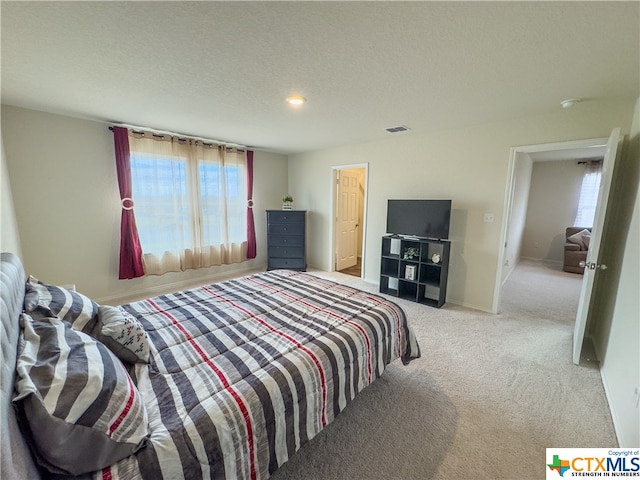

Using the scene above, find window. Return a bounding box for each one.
[128,132,248,275]
[131,154,190,254]
[198,159,247,247]
[573,160,602,228]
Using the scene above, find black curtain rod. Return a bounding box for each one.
[108,125,246,150]
[577,159,603,165]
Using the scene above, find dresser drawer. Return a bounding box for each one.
[268,235,305,247]
[267,211,305,224]
[268,223,305,235]
[268,258,306,270]
[268,246,304,258]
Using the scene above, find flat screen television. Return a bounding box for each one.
[386,199,451,240]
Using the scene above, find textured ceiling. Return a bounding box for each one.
[1,1,639,155]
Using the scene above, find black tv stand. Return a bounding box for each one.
[379,235,450,308]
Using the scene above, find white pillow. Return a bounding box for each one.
[96,305,150,364]
[568,229,590,250]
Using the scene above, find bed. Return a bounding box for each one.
[1,252,420,479]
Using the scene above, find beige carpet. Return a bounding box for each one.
[270,260,617,480]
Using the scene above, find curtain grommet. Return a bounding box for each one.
[121,197,135,210]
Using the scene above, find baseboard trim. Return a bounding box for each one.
[593,338,624,447]
[501,265,515,286]
[96,265,264,305]
[520,256,563,267]
[449,299,493,314]
[599,367,623,447]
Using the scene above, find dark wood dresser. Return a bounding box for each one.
[266,210,306,271]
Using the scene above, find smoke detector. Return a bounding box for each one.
[386,125,410,133]
[561,98,582,109]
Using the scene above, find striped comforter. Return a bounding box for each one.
[97,270,420,480]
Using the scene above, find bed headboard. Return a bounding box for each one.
[1,252,41,479]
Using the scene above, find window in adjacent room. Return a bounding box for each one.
[573,159,602,228]
[128,131,249,275]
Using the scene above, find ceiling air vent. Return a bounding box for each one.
[385,125,410,133]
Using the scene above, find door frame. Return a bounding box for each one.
[494,136,609,314]
[330,163,369,276]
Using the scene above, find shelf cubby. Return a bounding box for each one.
[379,235,450,308]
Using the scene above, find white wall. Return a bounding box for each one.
[520,160,585,263]
[1,106,288,304]
[0,136,22,256]
[602,192,640,447]
[288,98,635,312]
[501,152,532,284]
[593,97,640,447]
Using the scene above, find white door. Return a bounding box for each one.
[573,128,622,364]
[336,169,359,271]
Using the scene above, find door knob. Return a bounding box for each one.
[579,261,608,270]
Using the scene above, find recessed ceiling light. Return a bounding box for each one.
[286,95,306,106]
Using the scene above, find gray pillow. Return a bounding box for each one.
[13,314,149,475]
[24,276,99,334]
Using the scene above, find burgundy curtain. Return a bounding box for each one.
[112,127,145,279]
[246,150,257,259]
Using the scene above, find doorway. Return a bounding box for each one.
[332,164,368,278]
[495,137,608,314]
[497,131,623,367]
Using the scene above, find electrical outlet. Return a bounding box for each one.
[484,213,495,223]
